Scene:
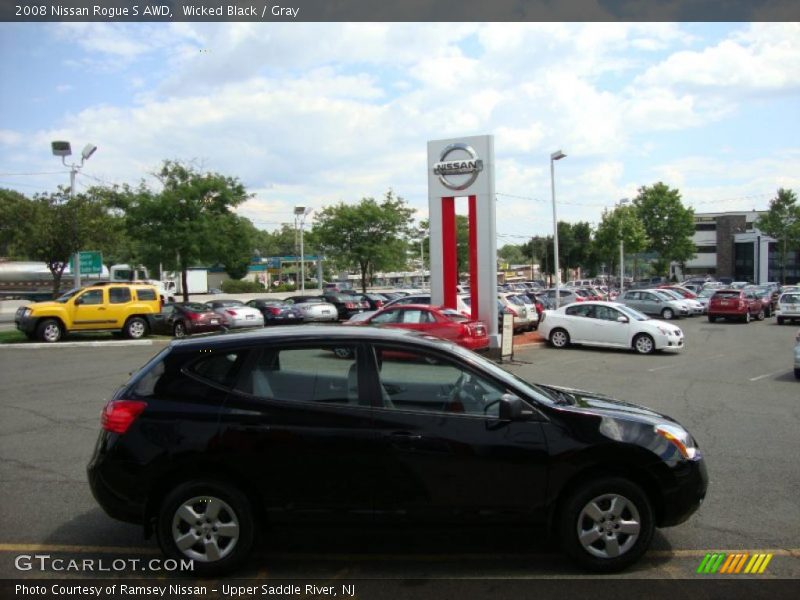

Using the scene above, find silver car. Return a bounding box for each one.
[617,289,688,320]
[283,297,338,322]
[204,299,265,329]
[657,288,704,316]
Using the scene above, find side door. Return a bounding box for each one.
[149,304,175,335]
[366,342,549,524]
[218,342,377,523]
[107,286,134,328]
[638,291,660,315]
[70,288,112,330]
[563,304,594,342]
[592,304,631,347]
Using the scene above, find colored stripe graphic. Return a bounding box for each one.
[698,552,773,574]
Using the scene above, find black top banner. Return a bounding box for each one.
[2,0,799,22]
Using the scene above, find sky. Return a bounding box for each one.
[1,21,799,246]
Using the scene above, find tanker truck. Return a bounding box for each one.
[0,260,175,302]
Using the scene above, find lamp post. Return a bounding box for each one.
[51,140,97,289]
[550,150,566,307]
[419,226,427,285]
[617,198,630,295]
[294,206,313,293]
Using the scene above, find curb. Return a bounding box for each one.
[0,339,166,349]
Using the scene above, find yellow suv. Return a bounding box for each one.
[15,283,162,342]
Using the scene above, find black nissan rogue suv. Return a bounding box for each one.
[88,326,707,575]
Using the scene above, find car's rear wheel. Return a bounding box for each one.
[550,328,570,349]
[661,308,674,320]
[743,311,751,323]
[36,319,63,343]
[559,476,654,573]
[124,317,149,339]
[156,480,254,576]
[633,333,655,355]
[756,309,765,321]
[173,321,187,338]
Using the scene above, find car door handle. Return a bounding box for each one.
[387,431,422,441]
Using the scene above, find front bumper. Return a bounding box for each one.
[659,457,709,527]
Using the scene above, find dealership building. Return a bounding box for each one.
[678,211,798,284]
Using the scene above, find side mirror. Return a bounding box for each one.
[617,316,629,323]
[498,393,541,421]
[74,297,83,305]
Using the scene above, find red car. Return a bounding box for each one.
[658,285,698,299]
[345,304,490,352]
[707,289,764,323]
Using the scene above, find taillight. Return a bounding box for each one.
[506,306,518,316]
[345,302,356,309]
[101,400,147,434]
[187,311,201,321]
[269,307,282,315]
[225,309,237,316]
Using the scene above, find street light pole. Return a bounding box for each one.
[294,206,313,294]
[618,198,630,295]
[550,150,566,308]
[51,141,97,290]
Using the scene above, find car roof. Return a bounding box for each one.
[169,324,453,351]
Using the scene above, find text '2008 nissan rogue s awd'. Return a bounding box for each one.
[88,326,708,575]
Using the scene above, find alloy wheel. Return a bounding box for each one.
[576,493,642,560]
[171,496,240,563]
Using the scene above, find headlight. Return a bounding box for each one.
[655,423,699,460]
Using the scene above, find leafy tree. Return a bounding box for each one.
[498,244,526,266]
[633,182,695,275]
[123,161,251,301]
[312,190,415,292]
[593,205,648,281]
[0,188,35,258]
[756,188,800,284]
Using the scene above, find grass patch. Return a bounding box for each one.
[0,330,28,344]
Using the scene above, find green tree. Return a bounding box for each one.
[123,161,251,301]
[756,188,800,284]
[498,244,526,267]
[0,188,36,258]
[594,204,648,282]
[312,190,415,292]
[633,182,695,275]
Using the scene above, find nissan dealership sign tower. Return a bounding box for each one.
[427,135,499,348]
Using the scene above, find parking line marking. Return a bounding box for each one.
[648,353,726,373]
[749,370,788,381]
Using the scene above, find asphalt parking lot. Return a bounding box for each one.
[0,316,798,597]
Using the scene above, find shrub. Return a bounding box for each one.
[220,279,266,294]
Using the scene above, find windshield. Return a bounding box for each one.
[698,289,715,298]
[179,302,210,312]
[652,290,677,301]
[55,288,82,303]
[616,304,651,321]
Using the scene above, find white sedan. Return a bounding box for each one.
[539,301,684,354]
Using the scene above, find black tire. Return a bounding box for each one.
[795,368,800,380]
[558,476,655,573]
[550,328,570,349]
[333,347,354,359]
[156,480,255,577]
[756,309,765,321]
[173,321,187,338]
[36,319,63,343]
[661,308,674,320]
[743,311,751,324]
[633,333,655,355]
[124,316,149,339]
[707,315,716,323]
[777,317,784,325]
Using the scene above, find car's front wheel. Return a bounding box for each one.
[558,476,655,572]
[156,480,255,576]
[36,319,63,343]
[756,309,765,321]
[633,333,655,355]
[661,308,674,320]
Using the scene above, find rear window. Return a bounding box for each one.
[714,291,740,299]
[136,288,157,301]
[109,287,132,304]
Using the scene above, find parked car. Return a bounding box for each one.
[204,299,265,329]
[498,292,535,332]
[320,292,371,320]
[617,289,688,320]
[245,299,304,326]
[776,291,800,325]
[282,296,338,323]
[707,289,764,323]
[745,285,777,317]
[540,288,582,307]
[149,302,225,338]
[539,301,684,354]
[88,326,707,575]
[344,304,489,352]
[354,292,389,311]
[384,293,471,316]
[510,293,541,329]
[15,282,161,342]
[656,288,704,316]
[695,288,716,313]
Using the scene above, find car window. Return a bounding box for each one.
[161,305,175,316]
[136,288,157,302]
[594,305,621,321]
[77,289,104,305]
[714,291,740,299]
[566,305,592,317]
[400,309,434,324]
[182,302,209,312]
[372,345,505,418]
[782,294,800,303]
[189,351,249,388]
[235,346,359,405]
[109,287,132,304]
[371,310,401,324]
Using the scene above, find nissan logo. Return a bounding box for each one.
[433,143,484,191]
